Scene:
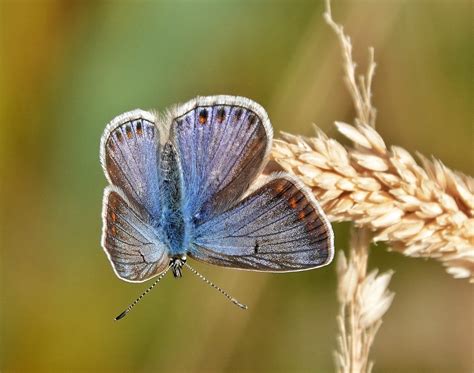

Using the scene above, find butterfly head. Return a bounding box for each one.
[170,255,187,278]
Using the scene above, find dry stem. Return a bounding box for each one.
[335,228,395,373]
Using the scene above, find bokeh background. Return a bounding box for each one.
[1,1,472,372]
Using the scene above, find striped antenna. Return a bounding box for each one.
[184,262,248,310]
[114,266,171,321]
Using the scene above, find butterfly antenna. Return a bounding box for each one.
[184,262,248,310]
[114,266,171,321]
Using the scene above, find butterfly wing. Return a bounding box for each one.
[101,187,169,282]
[100,109,162,219]
[191,174,334,272]
[100,110,169,282]
[168,96,272,223]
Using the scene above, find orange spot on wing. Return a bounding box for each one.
[198,109,208,124]
[125,125,133,139]
[289,197,297,209]
[298,211,305,220]
[274,180,287,193]
[111,212,116,222]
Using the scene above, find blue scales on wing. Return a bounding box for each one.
[169,96,272,223]
[101,110,162,221]
[191,175,334,271]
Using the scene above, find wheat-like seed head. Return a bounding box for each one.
[271,122,474,282]
[320,1,398,371]
[321,0,469,370]
[334,228,395,373]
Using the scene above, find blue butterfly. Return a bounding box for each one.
[100,96,334,318]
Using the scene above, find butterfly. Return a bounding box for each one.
[100,95,334,318]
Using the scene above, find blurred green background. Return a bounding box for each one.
[1,1,472,372]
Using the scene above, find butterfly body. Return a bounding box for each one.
[160,142,187,258]
[100,96,334,284]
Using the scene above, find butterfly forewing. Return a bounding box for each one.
[101,110,162,219]
[191,175,334,271]
[169,96,272,223]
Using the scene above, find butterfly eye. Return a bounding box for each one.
[198,109,208,124]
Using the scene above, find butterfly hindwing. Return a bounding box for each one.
[101,187,169,282]
[169,96,273,223]
[191,174,334,272]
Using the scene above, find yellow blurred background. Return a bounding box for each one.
[1,1,472,372]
